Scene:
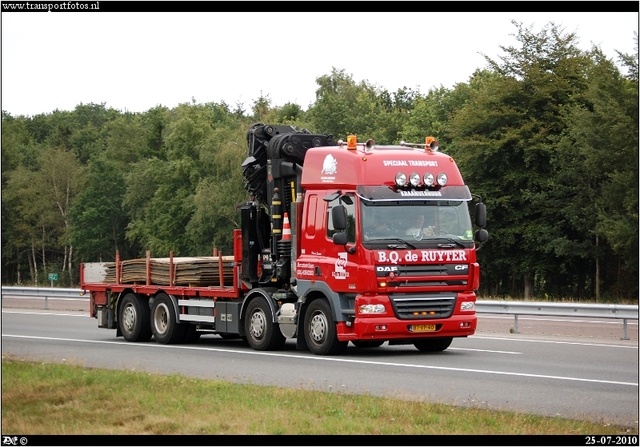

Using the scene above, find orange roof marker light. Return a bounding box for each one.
[347,135,357,150]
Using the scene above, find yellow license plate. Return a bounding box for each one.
[411,324,436,332]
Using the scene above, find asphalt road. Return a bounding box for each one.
[2,299,638,429]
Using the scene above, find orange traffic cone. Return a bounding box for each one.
[282,212,292,240]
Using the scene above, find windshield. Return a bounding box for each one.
[360,200,473,245]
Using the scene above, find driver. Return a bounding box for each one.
[364,211,393,241]
[405,214,434,238]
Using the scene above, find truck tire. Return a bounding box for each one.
[244,298,286,351]
[150,293,186,344]
[413,337,453,352]
[118,293,152,342]
[352,340,385,348]
[304,299,348,356]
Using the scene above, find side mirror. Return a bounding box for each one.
[475,228,489,243]
[331,205,347,230]
[475,202,486,228]
[331,205,355,253]
[333,232,348,245]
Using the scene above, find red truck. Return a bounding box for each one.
[81,124,488,355]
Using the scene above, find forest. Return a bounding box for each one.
[2,22,638,302]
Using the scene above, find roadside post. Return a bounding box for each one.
[46,273,58,309]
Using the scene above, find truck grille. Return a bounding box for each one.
[381,263,469,288]
[389,293,456,320]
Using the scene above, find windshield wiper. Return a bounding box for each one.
[433,237,466,248]
[375,237,416,249]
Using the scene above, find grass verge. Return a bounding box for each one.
[2,356,636,435]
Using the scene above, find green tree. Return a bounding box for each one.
[36,147,87,284]
[401,86,452,144]
[1,112,34,283]
[187,126,249,254]
[1,112,35,175]
[308,68,377,139]
[252,94,272,123]
[374,86,419,144]
[102,114,147,166]
[309,68,418,144]
[123,102,246,256]
[448,21,594,299]
[70,103,118,164]
[557,43,639,300]
[3,157,62,285]
[124,157,199,256]
[141,105,170,159]
[69,156,131,264]
[273,102,305,124]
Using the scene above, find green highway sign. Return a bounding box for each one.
[48,273,59,281]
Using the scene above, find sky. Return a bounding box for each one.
[1,9,638,117]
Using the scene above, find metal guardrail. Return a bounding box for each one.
[476,300,638,340]
[1,286,87,310]
[2,287,638,339]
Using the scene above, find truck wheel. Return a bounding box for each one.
[151,293,186,344]
[244,298,286,351]
[352,340,385,348]
[413,337,453,352]
[118,293,152,342]
[304,299,348,356]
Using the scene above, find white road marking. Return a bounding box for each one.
[3,334,637,387]
[3,309,636,351]
[472,335,639,349]
[449,347,521,354]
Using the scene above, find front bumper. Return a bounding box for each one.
[336,313,476,342]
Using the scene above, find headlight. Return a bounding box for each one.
[409,172,421,186]
[460,301,475,311]
[437,172,448,186]
[358,304,386,314]
[423,172,435,187]
[395,172,407,187]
